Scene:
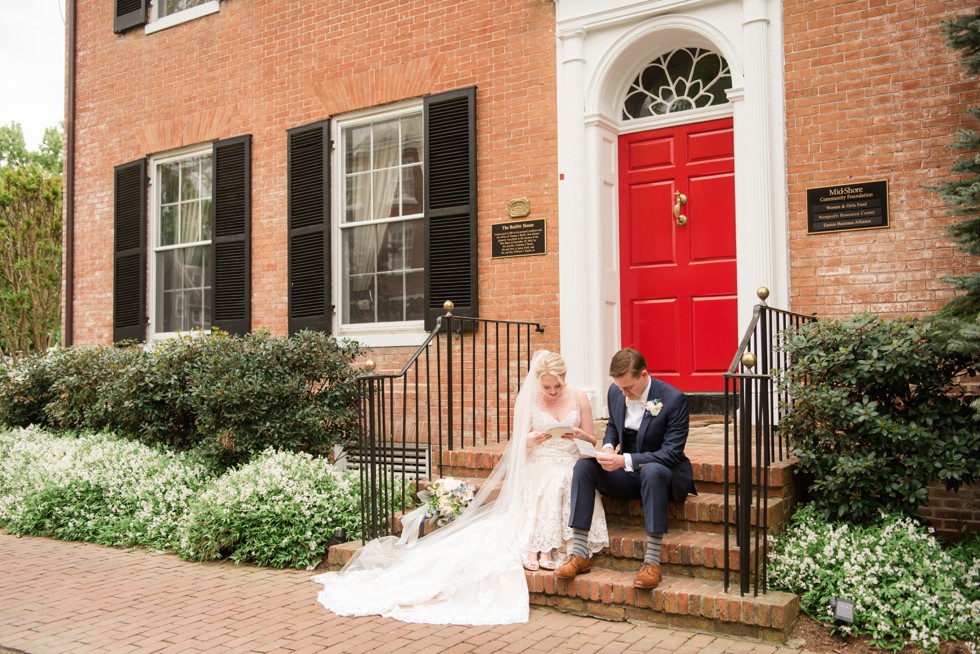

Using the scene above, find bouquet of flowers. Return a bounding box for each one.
[417,477,476,526]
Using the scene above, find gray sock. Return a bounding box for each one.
[571,528,589,559]
[644,533,663,565]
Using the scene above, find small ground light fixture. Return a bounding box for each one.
[829,597,855,625]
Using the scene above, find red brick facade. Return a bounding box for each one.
[784,0,980,319]
[69,0,562,369]
[68,2,979,385]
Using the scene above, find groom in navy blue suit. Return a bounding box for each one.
[555,348,696,588]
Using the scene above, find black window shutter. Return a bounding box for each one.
[424,87,478,330]
[210,135,251,336]
[287,121,331,334]
[114,0,147,33]
[113,159,147,343]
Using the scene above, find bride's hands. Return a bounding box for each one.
[527,431,550,446]
[562,427,595,444]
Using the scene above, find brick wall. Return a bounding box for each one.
[784,0,980,319]
[920,482,980,541]
[68,0,562,370]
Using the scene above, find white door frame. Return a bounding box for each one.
[556,1,789,415]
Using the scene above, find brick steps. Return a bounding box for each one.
[323,542,796,640]
[527,568,799,642]
[331,415,802,640]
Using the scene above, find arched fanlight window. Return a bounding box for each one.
[623,48,732,120]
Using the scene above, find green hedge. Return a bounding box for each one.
[779,314,980,523]
[0,330,362,468]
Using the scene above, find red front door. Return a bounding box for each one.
[618,118,737,392]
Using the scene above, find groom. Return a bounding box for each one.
[555,347,696,589]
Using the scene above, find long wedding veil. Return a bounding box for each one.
[313,350,549,625]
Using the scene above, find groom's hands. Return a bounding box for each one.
[595,448,626,471]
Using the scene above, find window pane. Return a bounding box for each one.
[405,270,424,321]
[160,0,209,18]
[160,205,177,246]
[345,224,379,276]
[180,200,202,244]
[346,172,371,223]
[160,162,179,204]
[200,198,212,240]
[346,124,371,174]
[372,119,400,170]
[346,275,375,324]
[373,170,400,220]
[402,115,423,163]
[376,273,405,322]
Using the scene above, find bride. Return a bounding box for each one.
[520,352,608,571]
[313,350,604,625]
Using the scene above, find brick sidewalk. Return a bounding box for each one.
[0,534,813,654]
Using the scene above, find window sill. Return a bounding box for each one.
[145,1,220,35]
[339,323,430,349]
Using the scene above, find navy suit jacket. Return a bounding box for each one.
[603,376,696,501]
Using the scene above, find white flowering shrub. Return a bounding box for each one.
[175,448,364,569]
[0,426,212,549]
[418,476,476,526]
[0,428,408,570]
[770,504,980,652]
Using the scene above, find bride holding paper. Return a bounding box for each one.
[520,352,608,570]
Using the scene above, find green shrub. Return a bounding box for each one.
[0,426,213,550]
[42,345,133,432]
[186,330,362,467]
[779,314,980,523]
[176,448,365,569]
[770,505,979,652]
[0,350,59,427]
[0,331,363,469]
[99,335,203,451]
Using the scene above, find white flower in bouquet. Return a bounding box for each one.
[417,476,477,526]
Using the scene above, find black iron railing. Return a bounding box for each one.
[356,304,545,541]
[723,287,816,596]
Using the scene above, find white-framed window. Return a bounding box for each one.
[623,48,732,120]
[335,104,426,341]
[148,145,213,340]
[146,0,219,34]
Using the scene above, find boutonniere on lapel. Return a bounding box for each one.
[645,400,663,417]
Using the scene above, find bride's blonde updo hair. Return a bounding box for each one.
[534,351,567,383]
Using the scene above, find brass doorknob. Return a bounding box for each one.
[673,191,687,226]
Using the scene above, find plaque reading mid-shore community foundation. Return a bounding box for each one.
[806,180,889,234]
[491,219,546,258]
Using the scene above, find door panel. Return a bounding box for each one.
[619,118,737,392]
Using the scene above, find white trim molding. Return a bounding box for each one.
[555,0,789,415]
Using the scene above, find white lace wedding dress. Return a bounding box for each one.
[313,353,558,626]
[520,405,608,562]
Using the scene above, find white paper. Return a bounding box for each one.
[573,439,597,458]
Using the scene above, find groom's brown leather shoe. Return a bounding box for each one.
[554,554,591,578]
[634,562,662,589]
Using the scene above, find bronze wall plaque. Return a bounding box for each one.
[806,180,889,234]
[491,219,546,258]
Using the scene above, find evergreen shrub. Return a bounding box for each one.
[0,331,363,468]
[779,314,979,523]
[185,330,362,467]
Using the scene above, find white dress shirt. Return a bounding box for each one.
[603,377,651,472]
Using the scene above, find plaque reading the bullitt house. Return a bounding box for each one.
[491,219,546,258]
[806,180,889,234]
